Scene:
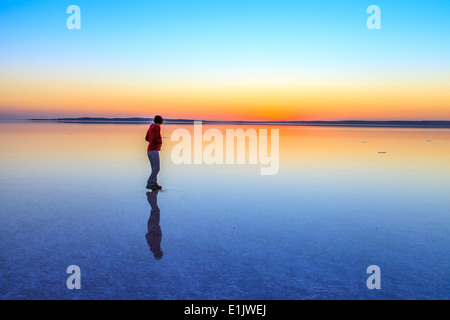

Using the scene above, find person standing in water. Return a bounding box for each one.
[145,115,163,190]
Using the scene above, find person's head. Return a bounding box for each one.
[154,115,163,125]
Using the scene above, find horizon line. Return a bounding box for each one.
[21,117,450,128]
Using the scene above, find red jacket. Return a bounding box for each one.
[145,123,162,151]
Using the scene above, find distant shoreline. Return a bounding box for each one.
[28,117,450,128]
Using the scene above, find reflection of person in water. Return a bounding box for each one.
[146,190,163,260]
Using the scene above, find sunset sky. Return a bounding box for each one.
[1,0,449,121]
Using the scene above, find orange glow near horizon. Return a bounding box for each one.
[1,67,450,121]
[2,123,450,174]
[1,1,450,122]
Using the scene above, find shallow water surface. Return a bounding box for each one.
[0,121,449,299]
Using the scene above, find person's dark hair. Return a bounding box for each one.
[154,115,163,124]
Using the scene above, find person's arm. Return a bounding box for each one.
[145,128,149,141]
[152,126,162,145]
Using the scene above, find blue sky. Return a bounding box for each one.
[1,0,449,120]
[2,0,449,75]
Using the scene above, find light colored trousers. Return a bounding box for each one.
[147,150,160,186]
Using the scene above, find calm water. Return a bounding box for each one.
[0,121,449,299]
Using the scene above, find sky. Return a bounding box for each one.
[0,0,449,121]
